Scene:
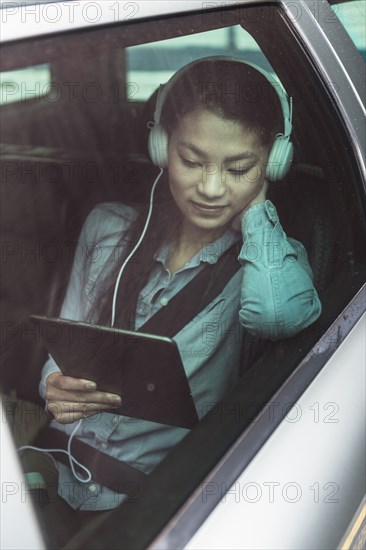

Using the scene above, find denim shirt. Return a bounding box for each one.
[39,200,321,510]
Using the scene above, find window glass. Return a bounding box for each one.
[1,3,365,548]
[0,64,51,105]
[126,26,271,101]
[332,0,366,59]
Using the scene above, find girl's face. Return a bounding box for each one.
[167,108,270,240]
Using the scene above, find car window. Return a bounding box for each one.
[0,63,51,105]
[126,26,270,101]
[331,0,366,59]
[0,2,365,549]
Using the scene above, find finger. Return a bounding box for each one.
[46,386,122,406]
[47,401,120,424]
[245,185,268,211]
[48,372,98,392]
[47,374,121,403]
[48,401,119,415]
[48,409,98,424]
[231,212,243,232]
[257,179,269,200]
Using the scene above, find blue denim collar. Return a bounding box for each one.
[154,228,240,269]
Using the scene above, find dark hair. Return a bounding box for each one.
[94,58,283,328]
[161,59,283,145]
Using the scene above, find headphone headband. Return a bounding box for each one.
[148,55,294,180]
[153,56,292,140]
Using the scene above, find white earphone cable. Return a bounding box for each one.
[18,419,92,484]
[110,167,163,327]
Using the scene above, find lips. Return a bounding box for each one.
[191,201,228,216]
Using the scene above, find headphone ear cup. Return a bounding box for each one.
[266,136,294,181]
[148,124,169,168]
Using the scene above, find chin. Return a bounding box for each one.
[190,216,229,233]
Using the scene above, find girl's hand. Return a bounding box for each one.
[231,180,269,232]
[45,372,122,424]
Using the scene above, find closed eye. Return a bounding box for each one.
[227,164,256,176]
[180,155,201,168]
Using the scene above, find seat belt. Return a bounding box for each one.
[138,240,242,337]
[33,428,148,496]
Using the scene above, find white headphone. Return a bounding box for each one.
[148,56,293,181]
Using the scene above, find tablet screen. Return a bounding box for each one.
[30,315,198,428]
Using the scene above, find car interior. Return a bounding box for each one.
[1,3,365,548]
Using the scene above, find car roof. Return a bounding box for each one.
[0,0,242,43]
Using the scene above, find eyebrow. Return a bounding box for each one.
[178,141,257,162]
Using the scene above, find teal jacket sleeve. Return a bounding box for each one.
[238,199,322,341]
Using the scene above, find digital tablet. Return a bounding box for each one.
[30,315,198,429]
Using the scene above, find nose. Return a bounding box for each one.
[197,162,226,199]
